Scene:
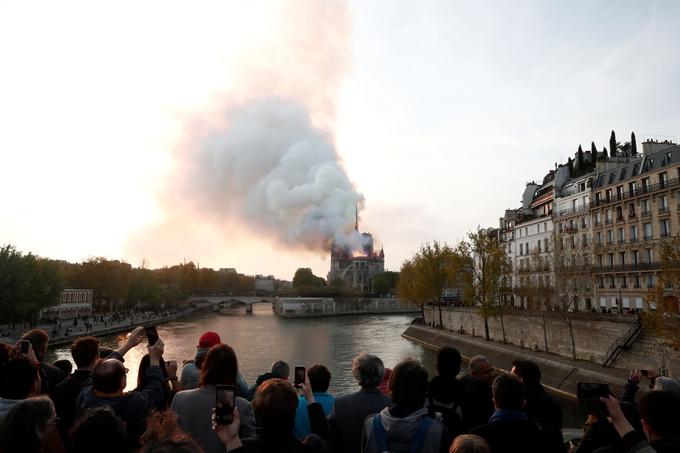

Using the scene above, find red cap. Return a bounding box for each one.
[197,332,221,349]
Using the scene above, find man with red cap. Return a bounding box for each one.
[179,332,250,397]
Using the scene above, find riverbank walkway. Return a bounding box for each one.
[0,304,206,347]
[403,324,631,401]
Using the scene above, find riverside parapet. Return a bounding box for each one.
[273,297,419,318]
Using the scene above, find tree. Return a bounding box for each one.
[643,236,680,369]
[591,142,597,155]
[601,147,609,161]
[397,242,461,326]
[567,157,574,175]
[371,271,399,297]
[292,268,326,289]
[457,229,510,341]
[551,232,593,360]
[631,132,637,155]
[576,145,584,171]
[610,130,617,157]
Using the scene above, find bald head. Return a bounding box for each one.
[469,356,494,385]
[92,359,126,394]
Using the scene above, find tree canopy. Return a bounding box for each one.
[292,268,326,289]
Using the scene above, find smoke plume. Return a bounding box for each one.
[134,0,368,259]
[175,96,364,250]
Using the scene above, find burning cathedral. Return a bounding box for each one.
[327,210,385,292]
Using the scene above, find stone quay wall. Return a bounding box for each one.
[274,297,420,318]
[423,306,678,375]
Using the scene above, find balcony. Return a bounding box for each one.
[596,262,661,273]
[628,212,636,218]
[617,239,626,244]
[643,235,653,241]
[616,215,625,223]
[630,237,639,243]
[641,210,652,218]
[565,226,577,234]
[659,206,669,216]
[589,177,680,206]
[661,231,671,238]
[605,218,613,225]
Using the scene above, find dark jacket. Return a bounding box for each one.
[329,388,390,453]
[239,402,330,453]
[78,365,164,448]
[471,410,564,453]
[426,375,466,438]
[52,369,92,440]
[460,376,494,431]
[362,406,448,453]
[40,361,67,395]
[524,383,563,432]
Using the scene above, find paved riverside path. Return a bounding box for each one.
[0,305,203,347]
[403,324,631,401]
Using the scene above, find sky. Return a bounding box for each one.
[1,0,680,280]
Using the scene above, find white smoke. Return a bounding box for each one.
[176,96,364,250]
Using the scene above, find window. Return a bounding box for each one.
[643,223,652,240]
[608,173,616,185]
[644,248,653,263]
[642,177,650,191]
[607,253,614,267]
[597,255,603,268]
[617,185,624,198]
[628,203,636,217]
[659,172,667,188]
[616,206,623,220]
[581,233,587,247]
[632,250,639,266]
[660,195,668,211]
[544,222,547,232]
[605,209,612,223]
[642,199,650,214]
[596,231,602,245]
[617,227,624,242]
[520,244,523,255]
[607,230,613,244]
[630,224,638,241]
[647,274,654,288]
[595,192,602,203]
[606,189,612,201]
[632,163,640,176]
[661,219,671,237]
[628,181,636,196]
[595,211,602,225]
[619,252,626,266]
[537,241,542,253]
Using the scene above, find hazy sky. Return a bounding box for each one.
[1,0,679,280]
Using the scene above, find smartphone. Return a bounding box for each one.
[577,382,610,418]
[294,366,306,388]
[639,369,649,376]
[20,340,30,354]
[144,326,159,346]
[215,384,236,425]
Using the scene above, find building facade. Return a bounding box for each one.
[40,289,94,320]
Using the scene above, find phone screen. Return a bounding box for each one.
[577,383,609,418]
[145,326,159,346]
[294,366,306,387]
[215,385,236,424]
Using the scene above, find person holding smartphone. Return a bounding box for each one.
[170,344,256,453]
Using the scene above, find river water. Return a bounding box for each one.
[49,304,437,395]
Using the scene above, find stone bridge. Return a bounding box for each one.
[187,295,276,313]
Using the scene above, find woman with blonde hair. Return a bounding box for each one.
[450,434,490,453]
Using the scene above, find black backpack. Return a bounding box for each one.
[426,396,464,438]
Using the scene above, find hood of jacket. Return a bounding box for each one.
[0,398,20,417]
[377,406,429,444]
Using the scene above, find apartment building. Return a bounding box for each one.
[590,140,680,311]
[553,170,596,310]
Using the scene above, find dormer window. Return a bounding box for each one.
[608,172,616,185]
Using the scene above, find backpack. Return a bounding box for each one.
[426,396,464,438]
[371,413,432,453]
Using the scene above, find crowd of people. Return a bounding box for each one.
[0,325,678,453]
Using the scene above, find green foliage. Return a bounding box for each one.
[610,130,617,157]
[397,241,463,322]
[631,132,637,155]
[371,271,399,296]
[0,245,63,322]
[643,237,680,352]
[292,268,326,289]
[1,244,259,320]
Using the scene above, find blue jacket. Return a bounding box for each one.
[294,392,335,438]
